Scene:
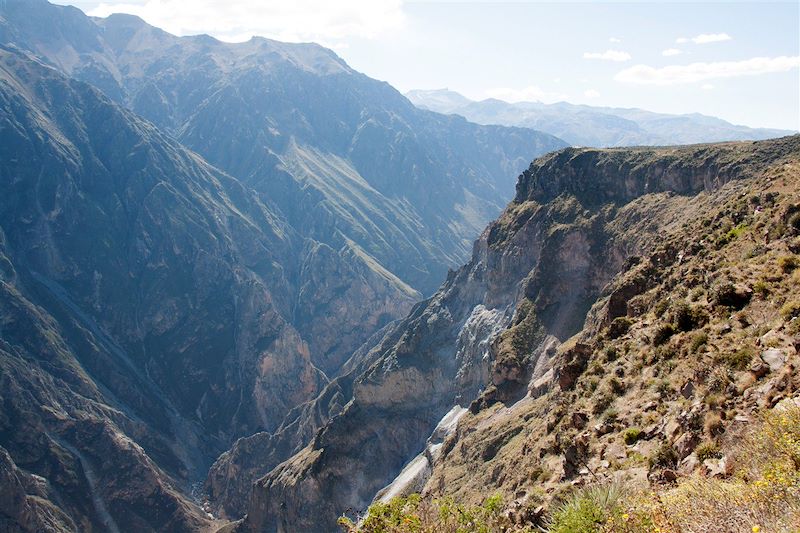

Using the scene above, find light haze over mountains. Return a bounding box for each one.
[407,88,795,148]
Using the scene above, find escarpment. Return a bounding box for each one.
[232,136,800,532]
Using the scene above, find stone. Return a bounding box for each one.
[594,422,614,436]
[604,443,627,461]
[761,348,786,372]
[747,359,765,379]
[703,456,732,478]
[554,343,593,391]
[678,453,700,475]
[680,380,695,399]
[662,469,678,482]
[642,401,658,411]
[673,432,700,459]
[774,396,800,412]
[665,419,682,440]
[571,411,589,429]
[529,369,554,398]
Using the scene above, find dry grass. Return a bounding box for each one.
[654,404,800,533]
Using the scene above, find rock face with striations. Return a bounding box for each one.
[0,46,339,531]
[237,136,800,532]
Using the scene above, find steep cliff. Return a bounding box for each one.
[236,136,799,532]
[0,46,391,531]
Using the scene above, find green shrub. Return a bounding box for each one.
[653,378,673,396]
[710,282,750,309]
[602,407,619,423]
[778,255,800,273]
[339,493,511,533]
[719,346,754,371]
[652,323,676,346]
[695,441,722,463]
[649,442,679,468]
[608,317,632,339]
[690,332,709,353]
[780,300,800,320]
[592,389,614,415]
[718,223,749,245]
[608,376,626,395]
[604,345,618,362]
[788,211,800,232]
[653,299,669,317]
[753,280,771,297]
[548,485,623,533]
[622,427,643,445]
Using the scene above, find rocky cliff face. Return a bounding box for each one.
[420,137,800,523]
[0,46,398,531]
[236,136,799,532]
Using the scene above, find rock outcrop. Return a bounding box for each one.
[237,136,800,532]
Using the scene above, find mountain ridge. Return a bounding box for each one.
[407,88,794,148]
[232,135,800,532]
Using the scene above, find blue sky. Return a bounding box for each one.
[56,1,800,130]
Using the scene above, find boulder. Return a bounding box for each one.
[761,348,786,372]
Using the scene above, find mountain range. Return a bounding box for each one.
[0,0,566,530]
[406,88,795,148]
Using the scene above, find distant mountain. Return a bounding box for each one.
[0,0,566,301]
[406,88,795,147]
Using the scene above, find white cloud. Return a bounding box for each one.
[615,56,800,85]
[676,33,732,45]
[584,89,601,99]
[701,83,714,90]
[87,0,406,42]
[583,49,632,62]
[485,85,568,104]
[609,37,621,43]
[662,48,682,57]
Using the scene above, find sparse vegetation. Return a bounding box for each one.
[718,346,754,371]
[337,493,521,533]
[695,441,722,463]
[652,324,676,346]
[336,139,800,533]
[622,427,643,445]
[778,255,800,273]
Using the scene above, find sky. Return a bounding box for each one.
[54,1,800,130]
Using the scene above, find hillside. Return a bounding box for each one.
[0,45,422,531]
[230,136,800,532]
[407,89,794,148]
